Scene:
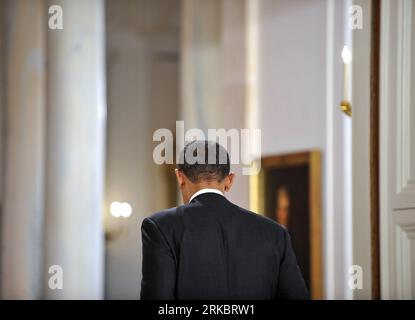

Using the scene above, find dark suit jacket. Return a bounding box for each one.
[140,192,310,300]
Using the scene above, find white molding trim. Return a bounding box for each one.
[395,223,415,299]
[380,0,415,299]
[324,0,335,300]
[380,0,392,300]
[395,0,415,200]
[325,0,353,299]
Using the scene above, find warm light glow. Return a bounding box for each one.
[110,201,132,218]
[341,45,352,64]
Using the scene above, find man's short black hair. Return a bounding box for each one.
[176,140,230,183]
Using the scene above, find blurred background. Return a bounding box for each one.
[0,0,414,300]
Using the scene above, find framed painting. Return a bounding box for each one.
[250,151,322,299]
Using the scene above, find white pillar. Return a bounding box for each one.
[1,0,46,299]
[44,0,106,299]
[221,0,252,209]
[181,0,222,131]
[180,0,251,208]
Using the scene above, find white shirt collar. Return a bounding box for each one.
[189,188,224,203]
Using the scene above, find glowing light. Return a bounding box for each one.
[110,201,132,218]
[342,45,352,64]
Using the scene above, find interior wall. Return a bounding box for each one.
[258,0,327,156]
[105,0,179,299]
[351,0,373,299]
[257,0,329,296]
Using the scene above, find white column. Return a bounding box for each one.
[221,0,251,208]
[1,0,46,299]
[44,0,106,299]
[180,0,251,208]
[181,0,222,131]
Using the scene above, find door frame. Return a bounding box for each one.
[369,0,381,300]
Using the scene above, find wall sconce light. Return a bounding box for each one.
[340,45,352,117]
[110,201,132,218]
[105,201,133,241]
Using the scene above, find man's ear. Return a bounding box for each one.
[175,168,185,188]
[223,172,235,192]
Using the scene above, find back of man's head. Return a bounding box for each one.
[176,140,230,183]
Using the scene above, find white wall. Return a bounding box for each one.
[105,0,180,299]
[258,0,327,156]
[350,0,372,299]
